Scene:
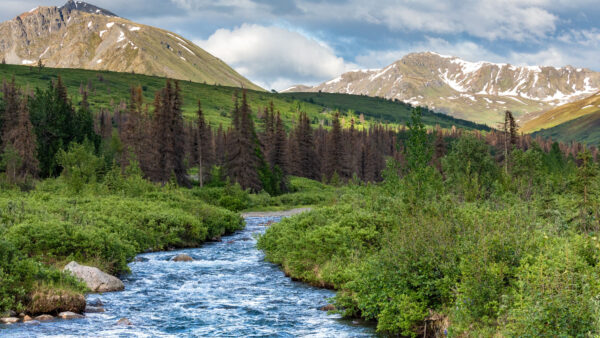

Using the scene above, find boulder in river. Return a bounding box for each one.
[34,314,54,321]
[116,317,132,325]
[23,315,33,322]
[27,289,86,315]
[85,306,105,313]
[0,317,19,324]
[58,311,85,319]
[172,254,194,262]
[319,304,336,311]
[63,261,125,292]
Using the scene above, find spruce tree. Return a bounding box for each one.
[151,80,189,186]
[324,112,350,181]
[225,91,262,191]
[1,78,20,145]
[196,100,214,186]
[294,112,320,180]
[29,77,95,177]
[4,96,39,179]
[268,112,289,193]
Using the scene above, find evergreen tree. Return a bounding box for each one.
[405,107,432,173]
[29,77,96,177]
[225,91,262,191]
[151,80,189,186]
[195,100,214,186]
[121,86,146,170]
[324,112,350,181]
[1,78,20,145]
[292,112,320,180]
[267,112,289,193]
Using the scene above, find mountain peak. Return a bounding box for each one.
[60,0,118,17]
[288,51,600,125]
[0,1,261,90]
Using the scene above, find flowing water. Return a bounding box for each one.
[1,214,375,337]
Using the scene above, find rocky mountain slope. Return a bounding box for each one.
[532,110,600,145]
[0,1,262,90]
[286,52,600,125]
[521,91,600,133]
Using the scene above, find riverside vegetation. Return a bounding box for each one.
[1,67,599,337]
[258,110,600,336]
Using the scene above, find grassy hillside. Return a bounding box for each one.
[533,111,600,146]
[0,64,489,131]
[281,92,491,131]
[521,91,600,133]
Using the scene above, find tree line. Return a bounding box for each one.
[0,76,598,193]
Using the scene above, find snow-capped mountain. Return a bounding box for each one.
[0,1,261,90]
[286,52,600,125]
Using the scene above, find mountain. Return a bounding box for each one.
[0,1,261,90]
[523,91,600,145]
[285,52,600,125]
[521,91,600,133]
[532,111,600,146]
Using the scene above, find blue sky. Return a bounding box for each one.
[2,0,600,90]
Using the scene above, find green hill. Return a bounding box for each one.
[533,111,600,146]
[281,92,491,131]
[0,64,489,131]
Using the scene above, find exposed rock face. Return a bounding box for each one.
[172,254,194,262]
[63,261,124,292]
[58,311,85,319]
[27,289,86,315]
[288,52,600,124]
[0,1,261,90]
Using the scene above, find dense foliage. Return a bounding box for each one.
[258,110,600,336]
[0,155,246,313]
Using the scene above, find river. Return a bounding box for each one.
[2,213,375,337]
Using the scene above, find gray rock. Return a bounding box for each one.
[0,317,19,324]
[58,311,84,319]
[63,261,124,292]
[34,314,54,321]
[172,254,194,262]
[116,317,132,325]
[85,306,105,313]
[87,298,104,307]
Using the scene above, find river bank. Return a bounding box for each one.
[1,211,374,337]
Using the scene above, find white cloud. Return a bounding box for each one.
[197,24,356,90]
[297,0,558,42]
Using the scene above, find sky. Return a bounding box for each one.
[2,0,600,90]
